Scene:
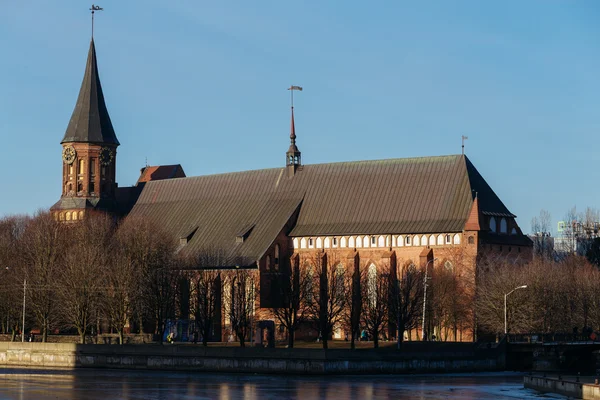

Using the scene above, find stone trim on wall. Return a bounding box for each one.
[292,233,463,250]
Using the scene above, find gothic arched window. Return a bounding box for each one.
[368,264,377,307]
[490,217,497,233]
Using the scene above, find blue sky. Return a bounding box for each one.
[1,1,598,234]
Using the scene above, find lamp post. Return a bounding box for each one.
[504,285,527,335]
[21,278,26,342]
[421,258,437,341]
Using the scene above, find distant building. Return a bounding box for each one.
[555,220,600,257]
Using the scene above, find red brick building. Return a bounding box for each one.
[52,40,532,342]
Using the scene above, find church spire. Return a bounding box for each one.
[286,86,302,177]
[61,39,119,146]
[290,106,296,144]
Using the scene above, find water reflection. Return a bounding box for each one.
[0,369,548,400]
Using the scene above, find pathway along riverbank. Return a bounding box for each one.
[0,342,505,375]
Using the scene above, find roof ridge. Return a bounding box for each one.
[148,154,464,183]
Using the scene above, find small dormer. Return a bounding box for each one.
[179,226,198,249]
[236,224,255,243]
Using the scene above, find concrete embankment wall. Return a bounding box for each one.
[524,375,600,399]
[0,343,502,374]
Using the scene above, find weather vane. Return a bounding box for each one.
[90,4,104,38]
[288,85,303,109]
[462,135,468,155]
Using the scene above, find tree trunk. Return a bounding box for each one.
[119,330,124,345]
[322,336,328,349]
[397,321,405,350]
[202,323,211,347]
[78,329,86,344]
[159,321,166,345]
[373,333,379,348]
[239,337,245,347]
[288,328,295,348]
[351,336,356,350]
[42,325,48,343]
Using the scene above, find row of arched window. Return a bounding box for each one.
[489,217,517,235]
[293,233,462,250]
[54,211,84,221]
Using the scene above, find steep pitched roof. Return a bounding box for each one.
[465,156,514,218]
[61,39,119,145]
[464,197,481,231]
[128,154,518,267]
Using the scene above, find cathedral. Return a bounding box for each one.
[51,39,532,342]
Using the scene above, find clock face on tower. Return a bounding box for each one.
[62,146,76,164]
[99,147,114,166]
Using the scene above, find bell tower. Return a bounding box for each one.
[51,39,120,221]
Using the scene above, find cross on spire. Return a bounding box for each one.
[90,4,103,38]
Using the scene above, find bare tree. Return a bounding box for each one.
[57,213,114,343]
[271,255,310,348]
[390,262,423,348]
[223,269,258,347]
[20,211,64,342]
[361,262,391,348]
[100,217,165,345]
[430,263,454,340]
[139,232,180,344]
[428,260,471,341]
[305,251,347,349]
[0,215,29,340]
[341,254,362,350]
[189,269,220,346]
[531,209,553,259]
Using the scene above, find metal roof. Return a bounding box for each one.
[61,39,119,146]
[128,154,515,267]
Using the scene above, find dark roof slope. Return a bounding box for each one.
[137,165,186,184]
[61,39,119,145]
[465,157,514,218]
[128,155,515,266]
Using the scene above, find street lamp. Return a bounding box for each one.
[421,258,437,341]
[504,285,527,335]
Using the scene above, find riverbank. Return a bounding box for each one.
[524,374,600,399]
[0,342,504,375]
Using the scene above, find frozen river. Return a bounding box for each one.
[0,369,561,399]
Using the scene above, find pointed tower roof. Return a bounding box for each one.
[464,196,481,231]
[61,39,119,145]
[288,107,299,154]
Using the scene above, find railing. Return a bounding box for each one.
[507,332,599,344]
